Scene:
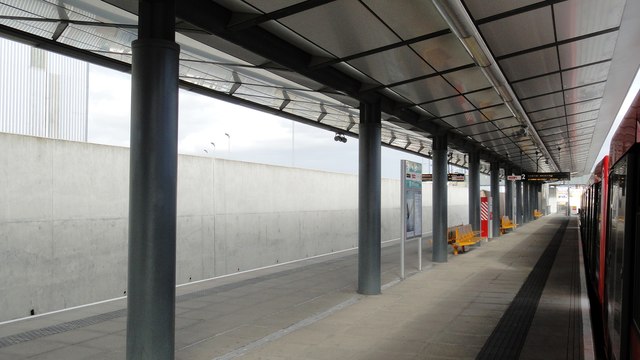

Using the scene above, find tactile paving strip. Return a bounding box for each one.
[476,218,569,360]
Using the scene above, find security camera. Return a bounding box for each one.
[514,125,528,137]
[334,133,347,143]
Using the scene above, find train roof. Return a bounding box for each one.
[609,94,640,168]
[588,155,609,186]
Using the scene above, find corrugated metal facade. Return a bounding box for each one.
[0,37,88,141]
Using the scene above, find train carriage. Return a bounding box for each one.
[605,94,640,360]
[581,92,640,359]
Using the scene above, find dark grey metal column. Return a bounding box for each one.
[516,180,523,225]
[532,183,539,217]
[127,1,179,359]
[523,181,530,223]
[358,101,381,295]
[468,151,480,230]
[535,183,541,213]
[505,168,513,221]
[490,161,500,238]
[433,134,448,263]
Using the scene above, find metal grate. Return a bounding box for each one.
[0,256,347,348]
[0,309,126,348]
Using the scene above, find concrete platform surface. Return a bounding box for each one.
[0,215,591,360]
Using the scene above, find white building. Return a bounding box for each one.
[0,37,88,141]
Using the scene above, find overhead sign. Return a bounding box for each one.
[421,173,465,182]
[507,175,522,181]
[521,172,570,182]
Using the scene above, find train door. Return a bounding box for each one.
[607,156,627,360]
[630,153,640,359]
[607,150,639,360]
[593,183,601,285]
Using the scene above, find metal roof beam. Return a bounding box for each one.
[227,0,337,31]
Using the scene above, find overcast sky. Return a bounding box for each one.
[87,64,430,179]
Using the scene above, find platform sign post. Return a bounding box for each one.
[480,196,489,238]
[401,160,422,280]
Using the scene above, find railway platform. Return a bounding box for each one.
[0,214,592,360]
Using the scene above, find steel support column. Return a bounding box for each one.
[523,181,530,223]
[529,183,536,219]
[468,151,480,230]
[432,134,448,263]
[490,161,500,238]
[505,168,513,222]
[357,101,381,295]
[516,180,523,225]
[126,1,179,359]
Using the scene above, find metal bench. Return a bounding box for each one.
[447,224,482,255]
[500,216,517,234]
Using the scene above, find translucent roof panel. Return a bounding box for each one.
[0,0,637,175]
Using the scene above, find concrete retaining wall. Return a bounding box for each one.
[0,133,468,322]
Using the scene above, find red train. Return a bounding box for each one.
[580,93,640,359]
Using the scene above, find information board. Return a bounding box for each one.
[400,160,423,279]
[521,172,570,182]
[402,160,422,238]
[421,173,465,182]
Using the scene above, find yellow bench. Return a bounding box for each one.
[533,209,543,219]
[500,216,517,234]
[447,224,482,255]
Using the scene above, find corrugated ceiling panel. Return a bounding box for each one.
[553,0,625,41]
[479,6,554,57]
[529,106,566,121]
[512,74,562,99]
[348,46,433,85]
[442,111,486,128]
[465,88,502,108]
[391,76,457,104]
[420,96,475,117]
[561,61,611,89]
[279,1,399,57]
[522,93,564,112]
[563,83,606,103]
[464,0,540,20]
[411,33,474,72]
[362,0,448,40]
[500,47,559,81]
[443,66,492,93]
[558,32,618,69]
[480,104,512,120]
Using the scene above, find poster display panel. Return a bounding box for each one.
[401,160,423,279]
[402,160,422,238]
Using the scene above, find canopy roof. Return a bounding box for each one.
[1,0,638,175]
